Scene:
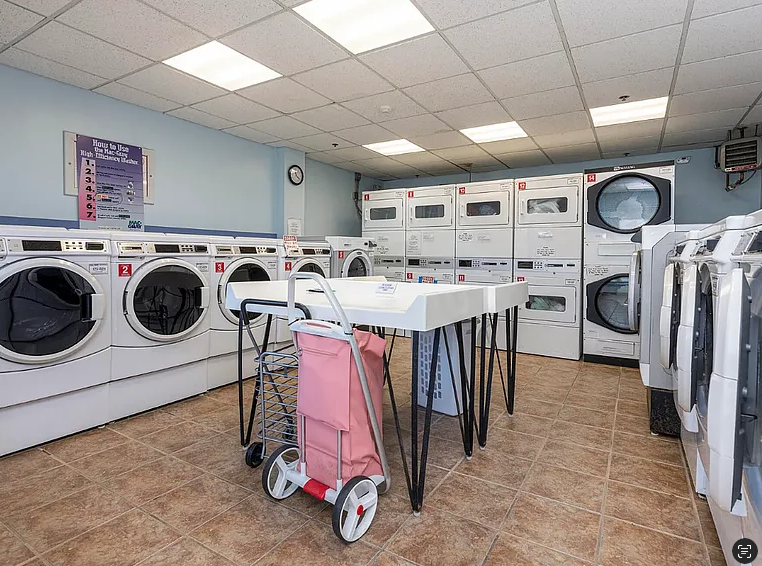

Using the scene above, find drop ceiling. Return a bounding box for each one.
[1,0,761,181]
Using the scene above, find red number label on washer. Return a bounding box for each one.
[587,174,597,183]
[215,262,225,273]
[406,272,413,279]
[118,264,132,277]
[517,276,525,282]
[458,187,466,194]
[284,261,292,271]
[458,274,465,282]
[407,191,414,198]
[363,194,370,200]
[518,182,526,190]
[338,251,345,259]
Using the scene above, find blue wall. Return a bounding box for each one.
[384,149,762,225]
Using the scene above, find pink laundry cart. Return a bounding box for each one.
[261,273,391,543]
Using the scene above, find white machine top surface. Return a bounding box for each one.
[744,209,762,228]
[697,216,746,238]
[226,277,527,331]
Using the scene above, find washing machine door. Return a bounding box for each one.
[693,265,714,423]
[0,258,106,364]
[219,258,271,325]
[342,250,371,278]
[586,274,637,334]
[125,258,210,342]
[293,258,327,277]
[627,249,642,331]
[659,262,681,370]
[587,172,671,234]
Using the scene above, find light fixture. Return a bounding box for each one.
[164,41,281,91]
[364,139,424,156]
[460,122,528,144]
[590,96,669,127]
[294,0,434,54]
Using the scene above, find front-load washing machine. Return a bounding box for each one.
[207,236,280,389]
[325,236,374,278]
[109,233,211,421]
[455,180,513,260]
[0,228,112,455]
[456,257,513,350]
[406,257,455,284]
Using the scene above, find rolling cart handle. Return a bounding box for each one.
[287,272,353,334]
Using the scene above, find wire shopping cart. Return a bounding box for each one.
[260,273,391,543]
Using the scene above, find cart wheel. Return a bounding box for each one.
[262,445,300,500]
[245,443,264,468]
[332,476,378,544]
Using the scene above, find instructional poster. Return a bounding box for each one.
[76,134,145,231]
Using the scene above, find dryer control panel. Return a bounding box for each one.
[515,259,580,274]
[457,258,512,272]
[6,238,108,254]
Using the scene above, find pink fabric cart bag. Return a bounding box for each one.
[295,326,386,489]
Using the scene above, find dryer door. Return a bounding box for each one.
[408,194,454,230]
[219,258,271,325]
[586,274,637,334]
[342,250,371,277]
[516,184,580,226]
[628,249,642,332]
[693,265,715,423]
[125,258,210,342]
[0,258,106,364]
[587,172,671,234]
[520,284,577,324]
[659,262,681,371]
[457,187,511,228]
[362,196,404,231]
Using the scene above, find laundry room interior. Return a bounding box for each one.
[2,0,762,565]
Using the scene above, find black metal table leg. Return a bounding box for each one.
[238,312,272,447]
[477,312,500,448]
[505,306,518,416]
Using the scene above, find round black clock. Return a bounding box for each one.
[288,165,304,185]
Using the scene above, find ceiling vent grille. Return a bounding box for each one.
[720,137,761,173]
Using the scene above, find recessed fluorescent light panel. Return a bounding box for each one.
[295,0,434,54]
[364,139,424,156]
[164,41,281,90]
[590,97,669,127]
[460,122,528,144]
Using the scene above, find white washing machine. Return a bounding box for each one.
[455,180,513,260]
[515,259,582,360]
[325,236,374,278]
[109,233,211,421]
[207,236,280,389]
[0,228,111,455]
[456,257,512,349]
[406,257,455,285]
[584,161,675,263]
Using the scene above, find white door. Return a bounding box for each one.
[659,262,679,371]
[362,196,404,231]
[516,184,580,226]
[218,258,272,325]
[628,250,642,332]
[519,284,577,324]
[342,250,371,277]
[457,189,511,228]
[408,195,454,230]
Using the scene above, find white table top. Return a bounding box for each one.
[226,277,528,332]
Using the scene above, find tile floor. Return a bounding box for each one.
[0,339,726,566]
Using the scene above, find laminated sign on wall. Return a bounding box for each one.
[76,134,144,231]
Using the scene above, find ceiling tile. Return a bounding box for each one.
[95,82,179,112]
[419,163,467,175]
[545,143,601,163]
[479,52,575,98]
[57,0,206,60]
[403,73,494,113]
[682,5,762,63]
[392,152,450,167]
[519,111,591,137]
[9,0,70,16]
[291,104,369,131]
[464,154,504,167]
[347,164,388,179]
[743,105,762,125]
[120,64,226,105]
[572,25,682,82]
[332,124,395,145]
[662,127,729,146]
[435,101,511,130]
[238,78,329,113]
[141,0,281,38]
[305,151,347,164]
[533,128,596,148]
[222,11,346,75]
[167,107,236,129]
[222,125,280,143]
[414,0,537,28]
[501,86,583,120]
[16,22,150,79]
[675,51,762,94]
[288,132,353,151]
[383,164,428,177]
[598,135,661,154]
[293,59,393,102]
[601,148,659,158]
[444,3,563,70]
[0,1,42,44]
[321,146,380,161]
[409,131,471,150]
[342,91,427,123]
[661,142,719,151]
[354,156,419,173]
[670,83,762,116]
[382,114,450,138]
[251,115,321,138]
[268,140,312,152]
[581,68,674,107]
[692,0,762,18]
[479,137,538,154]
[665,108,746,133]
[495,149,552,168]
[556,0,688,48]
[359,34,468,88]
[192,94,279,123]
[595,119,664,141]
[433,145,489,160]
[0,47,105,89]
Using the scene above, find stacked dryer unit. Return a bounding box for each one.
[405,185,456,284]
[513,174,584,360]
[583,161,675,365]
[362,189,407,283]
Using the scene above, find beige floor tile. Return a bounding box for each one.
[563,391,617,413]
[0,524,35,566]
[422,436,466,470]
[617,385,646,402]
[492,413,554,437]
[612,431,683,466]
[537,441,610,478]
[0,466,90,518]
[5,485,131,553]
[0,449,63,484]
[521,386,569,404]
[189,407,244,433]
[522,463,606,512]
[696,499,722,548]
[484,533,591,566]
[579,364,620,378]
[429,415,465,441]
[141,422,219,454]
[68,440,163,481]
[371,552,418,566]
[41,509,178,566]
[708,545,727,566]
[173,434,243,474]
[387,507,495,566]
[557,405,614,429]
[139,537,236,566]
[455,450,533,489]
[144,475,250,534]
[488,429,544,460]
[257,522,378,566]
[605,481,701,540]
[609,454,690,497]
[599,517,706,566]
[514,398,563,419]
[164,395,228,420]
[614,413,652,436]
[428,472,516,526]
[548,421,613,450]
[43,428,127,462]
[502,494,600,561]
[104,456,202,505]
[616,399,648,418]
[571,380,620,398]
[107,410,185,439]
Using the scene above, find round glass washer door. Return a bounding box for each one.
[595,276,631,331]
[343,251,371,278]
[219,258,272,325]
[295,259,326,277]
[597,175,661,232]
[0,258,106,364]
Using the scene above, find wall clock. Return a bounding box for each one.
[288,165,304,186]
